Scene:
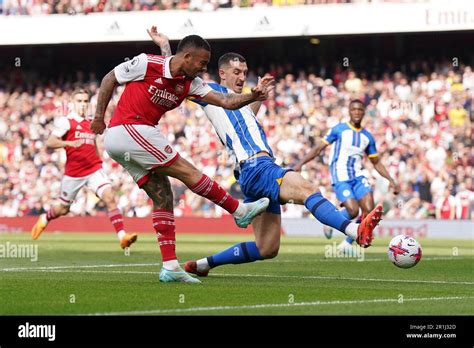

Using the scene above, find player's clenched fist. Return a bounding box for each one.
[91,118,106,134]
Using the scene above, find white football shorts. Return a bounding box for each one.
[59,169,111,206]
[104,124,179,187]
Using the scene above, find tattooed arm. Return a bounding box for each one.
[91,70,118,134]
[201,75,275,110]
[147,26,172,56]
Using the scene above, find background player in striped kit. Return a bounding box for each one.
[31,89,137,249]
[295,99,400,253]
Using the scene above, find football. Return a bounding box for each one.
[388,235,422,269]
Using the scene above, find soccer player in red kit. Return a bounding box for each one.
[91,33,273,283]
[31,89,137,249]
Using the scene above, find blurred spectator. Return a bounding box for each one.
[448,102,468,127]
[344,70,362,94]
[435,188,456,220]
[0,61,472,220]
[455,183,473,220]
[425,140,447,173]
[1,0,359,15]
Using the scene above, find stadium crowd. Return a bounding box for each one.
[0,0,426,15]
[0,62,472,220]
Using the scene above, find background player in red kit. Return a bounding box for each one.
[31,89,137,249]
[91,33,273,283]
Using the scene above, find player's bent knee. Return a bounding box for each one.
[258,243,280,259]
[346,208,359,219]
[58,205,70,216]
[301,181,319,198]
[101,188,116,206]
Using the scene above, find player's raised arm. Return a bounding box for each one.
[365,131,400,194]
[147,26,172,56]
[201,75,274,110]
[294,139,329,171]
[91,70,119,134]
[92,53,148,134]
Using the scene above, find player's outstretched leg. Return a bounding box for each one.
[185,241,263,277]
[347,193,377,248]
[101,187,137,249]
[337,213,362,252]
[324,208,351,240]
[186,213,281,276]
[188,174,269,228]
[31,204,69,240]
[152,208,201,283]
[279,172,382,248]
[354,204,382,248]
[157,157,269,228]
[141,174,201,283]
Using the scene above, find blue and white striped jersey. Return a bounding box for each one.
[192,83,273,166]
[323,122,378,184]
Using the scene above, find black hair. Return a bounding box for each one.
[349,99,365,108]
[218,52,246,69]
[177,35,211,53]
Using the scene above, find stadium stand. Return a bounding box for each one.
[0,60,472,219]
[1,0,376,16]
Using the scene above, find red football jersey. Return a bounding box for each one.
[108,54,212,128]
[52,113,103,177]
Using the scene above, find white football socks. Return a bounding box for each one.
[232,202,247,219]
[40,214,48,225]
[196,258,210,272]
[344,222,358,239]
[117,230,126,241]
[163,260,180,270]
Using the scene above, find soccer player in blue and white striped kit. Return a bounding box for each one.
[151,35,383,277]
[295,100,400,253]
[184,54,384,276]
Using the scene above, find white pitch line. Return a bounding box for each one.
[14,269,156,274]
[4,268,473,285]
[270,256,469,263]
[87,296,474,316]
[0,263,160,272]
[212,273,474,285]
[1,256,468,272]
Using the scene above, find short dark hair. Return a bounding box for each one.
[177,35,211,53]
[349,99,365,108]
[218,52,246,69]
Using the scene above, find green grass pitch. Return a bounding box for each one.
[0,232,473,315]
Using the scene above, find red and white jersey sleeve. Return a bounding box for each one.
[114,53,148,84]
[187,76,213,100]
[51,116,71,138]
[109,54,210,128]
